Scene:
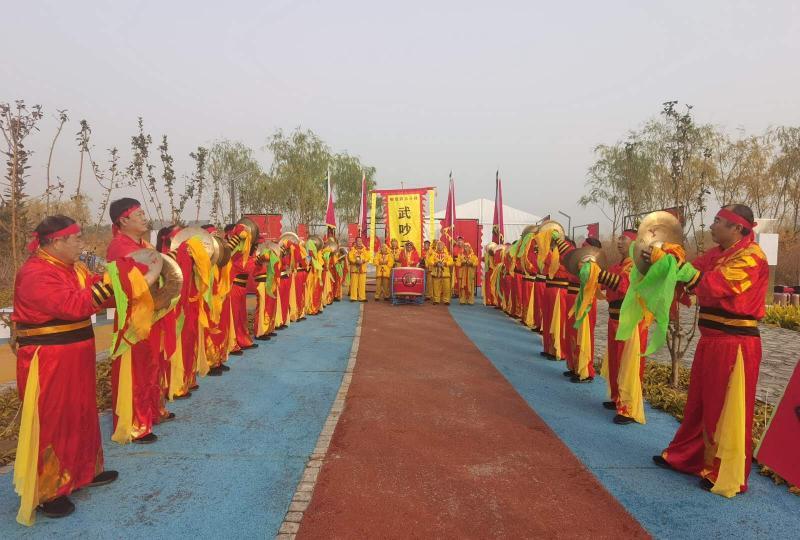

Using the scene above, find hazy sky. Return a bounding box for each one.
[4,1,800,232]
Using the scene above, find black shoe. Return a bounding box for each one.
[88,470,119,487]
[38,496,75,518]
[602,401,616,410]
[190,384,199,391]
[298,316,307,321]
[539,351,552,359]
[699,478,715,492]
[160,412,176,422]
[374,298,381,301]
[244,343,259,349]
[220,364,231,372]
[652,455,672,470]
[174,392,192,400]
[613,414,635,425]
[563,370,574,377]
[208,367,223,376]
[277,325,288,329]
[229,350,244,356]
[571,376,593,384]
[133,433,158,444]
[269,332,278,337]
[255,335,271,341]
[334,298,340,302]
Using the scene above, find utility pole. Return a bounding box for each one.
[558,211,572,238]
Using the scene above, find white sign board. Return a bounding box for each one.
[758,233,779,266]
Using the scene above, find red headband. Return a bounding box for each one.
[622,230,637,241]
[717,208,756,230]
[112,204,141,236]
[27,223,81,253]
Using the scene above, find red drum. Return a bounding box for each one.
[391,267,425,297]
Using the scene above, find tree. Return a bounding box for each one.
[207,140,260,225]
[0,100,43,272]
[262,128,332,230]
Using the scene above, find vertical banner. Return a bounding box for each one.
[386,193,423,251]
[428,189,435,242]
[369,192,378,256]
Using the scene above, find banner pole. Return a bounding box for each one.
[369,192,378,258]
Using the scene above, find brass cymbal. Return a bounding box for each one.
[152,253,184,310]
[308,234,324,251]
[633,210,684,274]
[324,237,339,251]
[170,226,220,265]
[279,231,300,245]
[213,236,231,267]
[337,246,349,257]
[236,216,260,240]
[520,224,539,238]
[485,242,498,256]
[537,220,565,240]
[563,246,608,276]
[128,249,164,286]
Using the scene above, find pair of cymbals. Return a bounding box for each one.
[633,211,684,274]
[170,227,220,265]
[563,246,608,276]
[128,249,184,311]
[279,231,300,245]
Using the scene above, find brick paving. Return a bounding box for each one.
[592,303,799,403]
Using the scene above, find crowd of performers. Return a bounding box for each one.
[8,198,768,525]
[483,204,768,500]
[350,235,480,305]
[10,198,350,525]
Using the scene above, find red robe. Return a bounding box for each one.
[399,247,421,267]
[231,252,255,348]
[662,237,768,496]
[600,258,647,403]
[13,252,109,521]
[278,250,293,327]
[106,234,158,438]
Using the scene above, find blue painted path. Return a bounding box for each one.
[449,303,799,539]
[0,301,360,538]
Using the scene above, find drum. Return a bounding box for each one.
[391,267,425,298]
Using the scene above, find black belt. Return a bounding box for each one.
[254,274,267,283]
[16,318,94,346]
[608,299,623,321]
[535,275,546,282]
[280,272,290,278]
[296,268,308,273]
[235,273,248,280]
[233,279,248,288]
[567,285,580,294]
[546,280,569,289]
[523,276,536,282]
[698,306,759,336]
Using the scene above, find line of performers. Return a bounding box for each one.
[347,236,479,305]
[484,204,768,500]
[10,197,348,525]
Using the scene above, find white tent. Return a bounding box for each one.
[433,198,541,247]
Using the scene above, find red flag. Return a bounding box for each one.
[325,168,336,229]
[441,172,456,250]
[492,170,505,244]
[358,171,367,239]
[587,222,600,239]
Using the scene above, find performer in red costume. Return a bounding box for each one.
[228,223,258,350]
[399,240,421,267]
[13,216,118,524]
[654,205,768,498]
[106,198,161,444]
[596,230,648,417]
[539,233,573,360]
[565,238,601,383]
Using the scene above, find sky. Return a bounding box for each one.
[3,0,800,234]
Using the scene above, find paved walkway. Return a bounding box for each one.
[298,301,646,539]
[0,301,360,538]
[592,303,799,401]
[450,303,799,539]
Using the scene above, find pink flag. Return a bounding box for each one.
[358,171,367,239]
[492,170,504,244]
[441,171,456,250]
[325,168,336,230]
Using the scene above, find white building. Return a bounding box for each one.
[433,198,541,248]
